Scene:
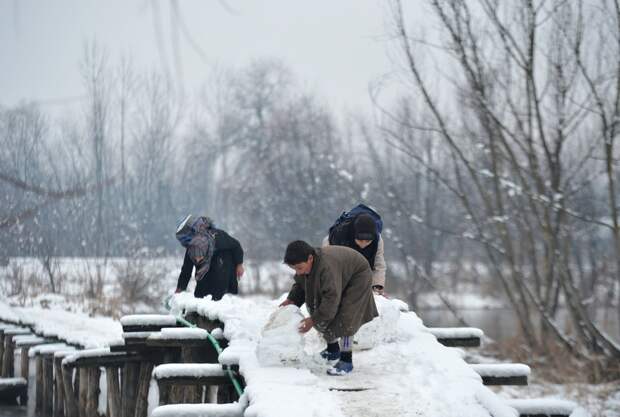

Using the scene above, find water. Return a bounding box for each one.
[417,307,620,343]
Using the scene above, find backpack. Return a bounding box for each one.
[328,204,383,237]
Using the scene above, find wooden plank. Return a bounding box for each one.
[0,332,5,371]
[2,334,15,377]
[67,352,143,368]
[86,367,101,417]
[157,376,231,387]
[62,364,79,417]
[121,362,140,417]
[78,368,88,417]
[105,367,122,417]
[134,362,154,417]
[482,375,528,386]
[35,355,43,414]
[157,380,169,406]
[20,347,30,381]
[42,355,54,417]
[436,337,481,347]
[122,324,182,333]
[180,346,202,404]
[145,338,211,348]
[53,356,65,417]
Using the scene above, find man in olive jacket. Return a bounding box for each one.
[280,240,378,375]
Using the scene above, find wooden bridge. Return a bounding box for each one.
[0,295,584,417]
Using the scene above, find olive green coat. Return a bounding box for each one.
[287,246,378,339]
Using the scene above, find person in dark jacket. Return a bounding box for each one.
[175,215,244,300]
[324,213,387,294]
[280,240,378,375]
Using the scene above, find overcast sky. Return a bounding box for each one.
[0,1,424,115]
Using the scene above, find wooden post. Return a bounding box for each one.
[106,367,121,417]
[121,362,140,417]
[53,356,66,417]
[35,354,44,415]
[163,349,183,405]
[0,331,5,371]
[134,362,153,417]
[42,354,55,417]
[2,334,15,377]
[156,380,169,406]
[61,364,79,417]
[181,346,202,404]
[86,367,101,417]
[78,368,88,417]
[20,347,30,380]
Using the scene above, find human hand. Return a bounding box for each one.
[236,264,245,279]
[298,317,314,333]
[279,298,294,308]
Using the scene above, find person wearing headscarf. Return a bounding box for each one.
[175,215,244,300]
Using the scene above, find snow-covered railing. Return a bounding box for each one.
[470,363,530,386]
[506,398,585,417]
[0,301,122,349]
[153,363,232,405]
[151,400,247,417]
[427,326,484,347]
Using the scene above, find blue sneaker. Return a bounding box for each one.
[327,361,353,376]
[320,349,341,362]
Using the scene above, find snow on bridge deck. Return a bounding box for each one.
[0,295,586,417]
[169,293,518,417]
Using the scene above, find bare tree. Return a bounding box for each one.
[385,0,620,374]
[81,41,112,257]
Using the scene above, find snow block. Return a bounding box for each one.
[256,306,304,366]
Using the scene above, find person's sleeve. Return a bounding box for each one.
[217,231,244,265]
[372,236,387,288]
[321,235,330,247]
[311,266,341,325]
[176,250,194,291]
[287,277,305,307]
[230,236,244,266]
